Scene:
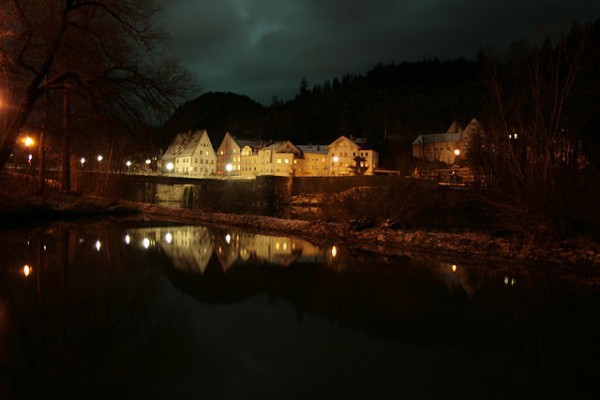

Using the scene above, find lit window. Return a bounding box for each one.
[277,159,282,164]
[284,159,289,164]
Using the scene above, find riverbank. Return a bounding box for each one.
[1,191,599,267]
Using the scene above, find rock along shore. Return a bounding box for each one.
[1,193,599,267]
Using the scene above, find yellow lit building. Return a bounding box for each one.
[295,145,328,176]
[240,144,261,177]
[216,132,261,177]
[327,136,379,176]
[257,141,303,176]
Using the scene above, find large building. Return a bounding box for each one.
[161,130,216,176]
[295,145,328,176]
[163,131,381,178]
[412,118,483,164]
[256,141,303,176]
[216,132,261,177]
[327,136,379,176]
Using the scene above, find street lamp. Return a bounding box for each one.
[80,157,86,167]
[454,149,461,156]
[23,136,34,148]
[166,162,174,173]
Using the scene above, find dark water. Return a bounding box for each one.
[1,221,599,399]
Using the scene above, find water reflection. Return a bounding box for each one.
[126,226,325,274]
[0,222,599,399]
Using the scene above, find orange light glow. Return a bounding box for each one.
[23,264,32,277]
[23,136,34,147]
[331,246,338,258]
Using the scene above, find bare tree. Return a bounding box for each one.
[0,0,194,174]
[474,21,600,239]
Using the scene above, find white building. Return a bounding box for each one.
[161,130,217,176]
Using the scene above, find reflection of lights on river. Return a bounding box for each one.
[124,235,131,245]
[331,246,338,258]
[504,276,516,287]
[142,238,150,249]
[95,240,102,251]
[165,232,173,244]
[452,264,457,272]
[23,264,32,277]
[225,234,231,244]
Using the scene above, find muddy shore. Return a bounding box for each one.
[2,193,597,267]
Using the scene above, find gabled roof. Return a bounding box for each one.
[412,133,462,146]
[297,145,327,155]
[235,138,261,148]
[218,132,261,151]
[162,130,210,159]
[447,121,463,134]
[327,135,371,149]
[264,140,302,154]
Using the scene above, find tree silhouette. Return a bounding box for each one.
[0,0,193,173]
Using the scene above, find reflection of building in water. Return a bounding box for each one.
[435,262,484,298]
[215,232,323,269]
[129,226,214,274]
[126,226,325,275]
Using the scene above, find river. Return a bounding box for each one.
[1,219,599,399]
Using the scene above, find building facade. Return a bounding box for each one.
[327,136,379,176]
[412,118,483,164]
[161,130,216,176]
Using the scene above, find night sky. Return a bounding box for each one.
[161,0,600,105]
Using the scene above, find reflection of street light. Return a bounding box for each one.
[331,245,338,258]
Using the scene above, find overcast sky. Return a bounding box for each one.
[160,0,600,105]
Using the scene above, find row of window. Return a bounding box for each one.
[176,158,215,164]
[176,166,214,173]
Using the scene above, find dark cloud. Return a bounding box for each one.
[160,0,600,104]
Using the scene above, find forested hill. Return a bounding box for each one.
[156,57,486,152]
